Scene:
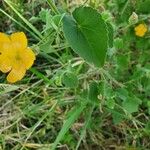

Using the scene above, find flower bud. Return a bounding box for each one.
[129,12,138,24]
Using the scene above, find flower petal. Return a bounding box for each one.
[7,66,26,83]
[0,55,11,73]
[21,48,36,69]
[134,24,147,37]
[0,32,11,53]
[10,32,27,50]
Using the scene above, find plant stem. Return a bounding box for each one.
[46,0,60,15]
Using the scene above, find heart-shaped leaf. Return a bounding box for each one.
[63,6,108,67]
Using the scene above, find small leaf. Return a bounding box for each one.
[111,109,124,124]
[52,14,62,26]
[39,41,55,54]
[122,96,141,113]
[39,8,50,23]
[63,6,108,67]
[114,38,124,49]
[88,81,99,104]
[62,73,78,88]
[116,88,128,101]
[106,98,115,109]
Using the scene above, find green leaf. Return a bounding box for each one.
[63,6,108,67]
[106,98,115,109]
[52,14,62,26]
[39,8,50,23]
[114,38,124,49]
[39,41,55,54]
[145,121,150,134]
[62,72,78,88]
[108,107,125,124]
[122,96,141,114]
[116,88,128,101]
[88,81,99,104]
[137,0,150,14]
[117,54,130,69]
[112,110,124,124]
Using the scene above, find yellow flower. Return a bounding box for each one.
[134,23,148,37]
[0,32,35,83]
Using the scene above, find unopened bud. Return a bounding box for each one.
[129,12,138,24]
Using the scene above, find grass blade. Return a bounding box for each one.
[0,8,41,41]
[4,0,43,39]
[75,106,94,150]
[51,103,86,150]
[30,67,52,85]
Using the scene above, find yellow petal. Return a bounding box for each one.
[10,32,27,50]
[0,55,11,73]
[0,32,10,43]
[7,66,26,83]
[134,24,147,37]
[0,32,11,53]
[21,48,36,69]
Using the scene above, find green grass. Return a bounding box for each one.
[0,0,150,150]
